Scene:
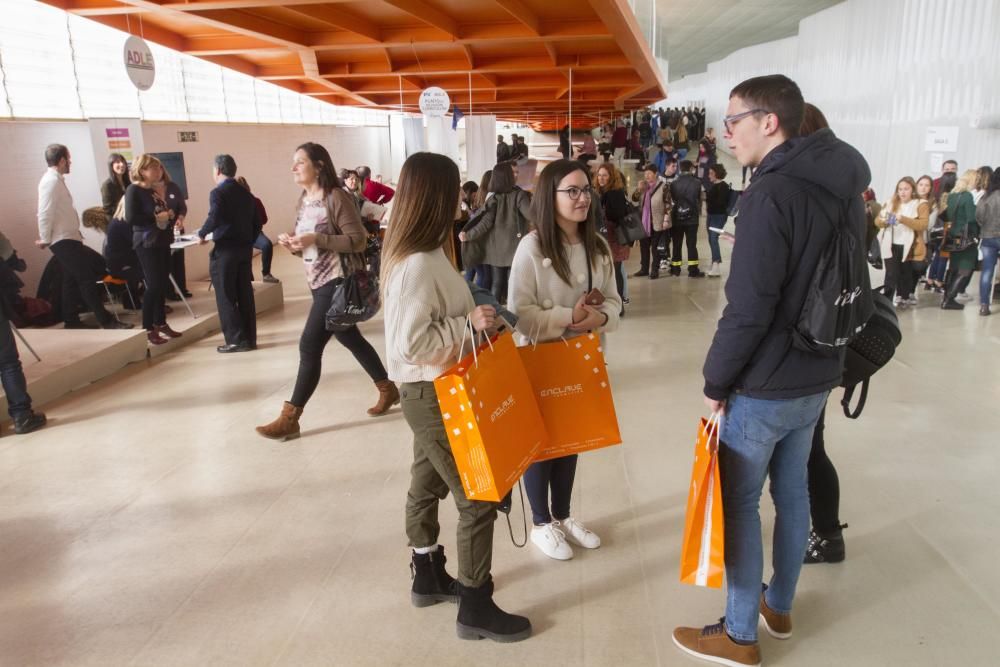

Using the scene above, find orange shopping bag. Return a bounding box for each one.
[679,414,725,588]
[434,325,548,502]
[518,333,622,462]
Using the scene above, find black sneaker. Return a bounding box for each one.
[13,411,47,434]
[803,524,847,564]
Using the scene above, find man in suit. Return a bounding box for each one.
[198,155,261,353]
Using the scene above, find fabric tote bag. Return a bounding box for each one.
[679,414,725,589]
[434,326,548,502]
[517,333,622,462]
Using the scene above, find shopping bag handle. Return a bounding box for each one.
[458,316,496,369]
[700,411,722,453]
[526,319,570,351]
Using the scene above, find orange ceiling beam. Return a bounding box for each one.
[45,0,666,128]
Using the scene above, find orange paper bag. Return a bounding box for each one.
[434,329,548,502]
[518,333,622,462]
[679,415,725,588]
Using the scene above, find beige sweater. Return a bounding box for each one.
[383,247,476,383]
[508,231,621,343]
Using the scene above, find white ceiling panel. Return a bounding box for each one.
[659,0,845,80]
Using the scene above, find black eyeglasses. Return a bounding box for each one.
[555,185,594,200]
[723,109,770,133]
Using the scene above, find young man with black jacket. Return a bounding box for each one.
[198,155,262,353]
[673,75,870,667]
[669,161,705,277]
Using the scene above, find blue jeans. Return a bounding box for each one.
[979,237,1000,305]
[719,391,829,642]
[706,214,726,263]
[0,316,32,419]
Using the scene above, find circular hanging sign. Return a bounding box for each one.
[419,87,450,117]
[123,35,155,91]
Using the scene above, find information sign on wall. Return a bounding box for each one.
[124,35,155,91]
[924,126,958,152]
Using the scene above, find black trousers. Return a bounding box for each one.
[289,280,388,407]
[0,314,32,419]
[613,261,625,301]
[136,246,171,330]
[806,409,842,535]
[883,244,918,300]
[49,240,112,326]
[638,229,667,275]
[491,265,511,304]
[670,224,700,272]
[523,454,578,525]
[209,244,256,346]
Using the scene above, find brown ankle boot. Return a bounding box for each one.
[368,380,400,416]
[256,402,302,441]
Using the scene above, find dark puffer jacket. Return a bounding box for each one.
[703,128,871,400]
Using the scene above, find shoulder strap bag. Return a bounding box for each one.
[323,191,381,332]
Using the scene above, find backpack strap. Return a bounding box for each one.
[841,379,869,419]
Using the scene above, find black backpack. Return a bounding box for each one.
[792,198,874,356]
[839,290,901,418]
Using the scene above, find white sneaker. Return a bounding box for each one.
[558,517,601,549]
[707,262,721,278]
[531,523,573,560]
[957,292,972,302]
[892,295,903,307]
[905,295,918,306]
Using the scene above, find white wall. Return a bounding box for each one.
[666,0,1000,201]
[1,120,393,294]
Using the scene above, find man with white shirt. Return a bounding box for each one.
[37,144,131,330]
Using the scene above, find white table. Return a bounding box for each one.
[169,235,207,319]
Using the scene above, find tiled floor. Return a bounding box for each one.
[2,164,998,666]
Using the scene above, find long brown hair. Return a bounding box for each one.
[888,176,917,213]
[473,170,492,209]
[593,162,624,193]
[532,159,610,286]
[380,152,461,289]
[916,175,936,210]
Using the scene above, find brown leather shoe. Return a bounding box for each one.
[157,324,183,338]
[255,401,302,441]
[759,590,792,639]
[673,619,761,667]
[368,380,400,416]
[147,329,169,346]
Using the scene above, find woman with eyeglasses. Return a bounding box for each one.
[458,162,531,303]
[507,159,621,561]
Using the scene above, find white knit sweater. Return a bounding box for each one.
[383,247,476,383]
[508,231,621,344]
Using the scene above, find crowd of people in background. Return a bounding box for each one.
[876,159,1000,315]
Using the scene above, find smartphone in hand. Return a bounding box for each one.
[584,288,606,306]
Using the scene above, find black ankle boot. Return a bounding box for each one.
[456,578,531,643]
[13,411,47,435]
[410,546,458,607]
[803,524,847,564]
[940,277,965,310]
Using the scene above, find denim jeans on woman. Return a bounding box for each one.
[706,213,726,264]
[719,390,829,642]
[979,237,1000,305]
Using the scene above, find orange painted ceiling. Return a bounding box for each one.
[45,0,666,130]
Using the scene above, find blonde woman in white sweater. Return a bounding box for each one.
[381,152,531,644]
[508,159,622,561]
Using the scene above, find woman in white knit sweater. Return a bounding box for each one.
[508,159,622,561]
[381,152,531,643]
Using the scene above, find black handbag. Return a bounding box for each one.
[325,253,380,332]
[615,204,647,245]
[940,223,976,253]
